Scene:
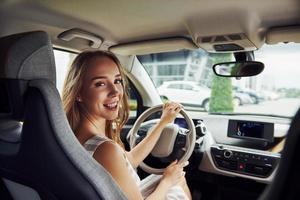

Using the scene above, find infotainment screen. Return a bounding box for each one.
[227,120,274,142]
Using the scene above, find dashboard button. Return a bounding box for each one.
[211,146,279,178]
[238,163,245,170]
[224,150,233,158]
[263,157,269,162]
[257,156,261,160]
[216,158,237,170]
[254,166,264,174]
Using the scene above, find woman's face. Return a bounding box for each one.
[79,56,124,121]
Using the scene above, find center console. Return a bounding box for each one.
[211,144,280,177]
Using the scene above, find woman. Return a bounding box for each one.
[62,51,191,200]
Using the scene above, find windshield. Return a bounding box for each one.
[138,43,300,117]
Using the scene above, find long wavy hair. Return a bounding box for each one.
[62,51,129,148]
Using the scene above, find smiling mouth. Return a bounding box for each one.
[103,101,118,110]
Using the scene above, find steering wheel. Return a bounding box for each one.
[129,104,196,174]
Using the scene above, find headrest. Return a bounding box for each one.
[0,31,56,84]
[0,31,56,121]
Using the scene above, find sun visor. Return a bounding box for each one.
[109,37,198,55]
[266,26,300,44]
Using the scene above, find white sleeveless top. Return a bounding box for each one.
[84,135,188,200]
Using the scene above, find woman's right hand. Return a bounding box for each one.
[159,102,183,126]
[161,160,189,188]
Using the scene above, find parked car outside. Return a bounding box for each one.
[259,90,280,101]
[158,81,253,111]
[233,91,254,105]
[233,87,264,104]
[157,81,211,110]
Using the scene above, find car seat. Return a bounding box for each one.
[0,31,127,200]
[259,108,300,200]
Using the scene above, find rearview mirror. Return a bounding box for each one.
[213,61,264,77]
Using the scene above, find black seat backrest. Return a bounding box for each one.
[0,31,127,200]
[259,108,300,200]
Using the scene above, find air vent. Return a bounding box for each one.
[227,34,242,40]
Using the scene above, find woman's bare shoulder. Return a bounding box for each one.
[93,140,125,166]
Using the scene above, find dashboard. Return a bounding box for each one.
[131,113,290,184]
[175,114,289,183]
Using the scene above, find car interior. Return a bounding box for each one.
[0,0,300,200]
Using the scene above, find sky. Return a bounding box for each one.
[255,43,300,89]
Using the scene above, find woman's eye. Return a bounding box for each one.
[95,82,105,87]
[115,79,123,84]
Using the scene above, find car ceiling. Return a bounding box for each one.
[0,0,300,53]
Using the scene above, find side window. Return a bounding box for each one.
[53,50,77,94]
[127,84,138,118]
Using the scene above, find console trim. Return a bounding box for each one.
[198,132,280,184]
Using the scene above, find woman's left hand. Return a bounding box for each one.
[159,102,183,126]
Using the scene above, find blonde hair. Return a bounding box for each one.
[62,51,129,148]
